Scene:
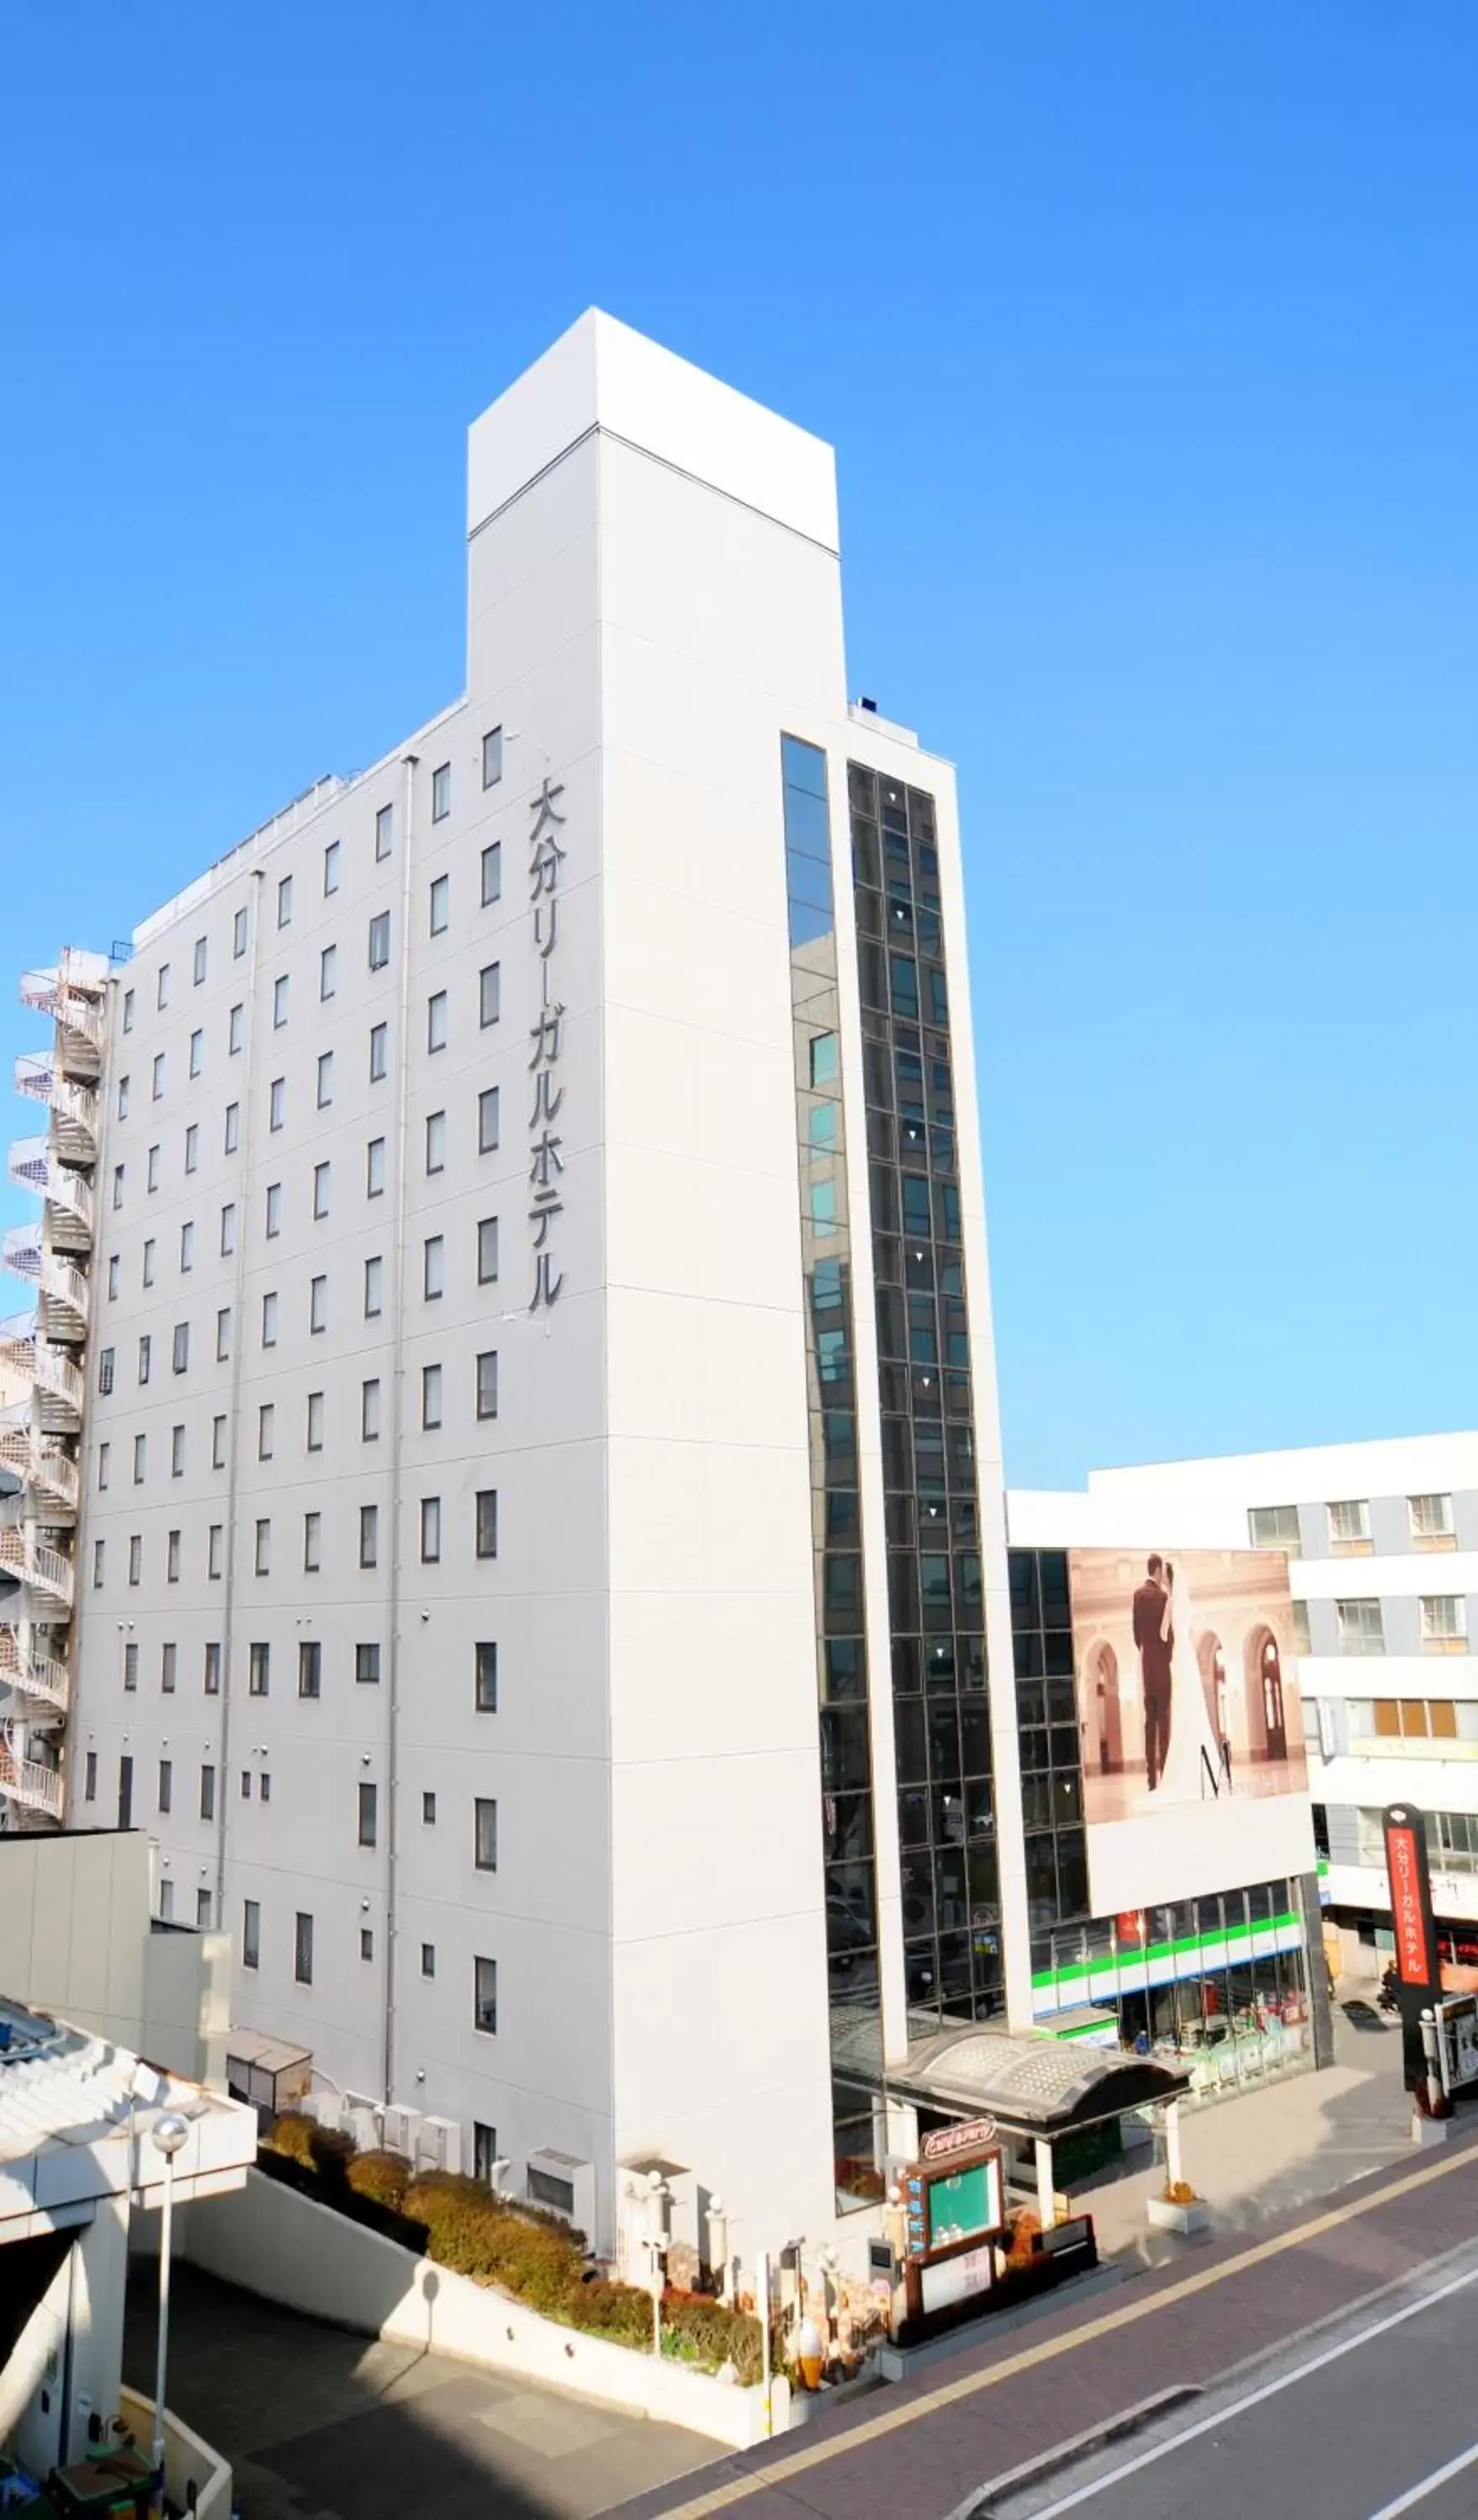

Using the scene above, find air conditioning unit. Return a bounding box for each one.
[303,2093,344,2132]
[345,2106,380,2152]
[382,2106,422,2157]
[417,2116,462,2175]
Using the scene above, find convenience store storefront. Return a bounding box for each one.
[1030,1878,1314,2103]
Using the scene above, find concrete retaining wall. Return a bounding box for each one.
[118,2385,232,2518]
[183,2169,784,2447]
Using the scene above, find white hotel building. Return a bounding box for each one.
[2,314,1323,2261]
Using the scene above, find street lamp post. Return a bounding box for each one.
[149,2113,189,2520]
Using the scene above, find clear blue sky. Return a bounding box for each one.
[3,3,1474,1487]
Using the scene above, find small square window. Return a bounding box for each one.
[201,1764,217,1822]
[138,1334,152,1383]
[420,1495,442,1562]
[180,1221,194,1272]
[427,990,448,1053]
[432,763,451,822]
[324,838,340,895]
[98,1345,115,1394]
[205,1641,222,1693]
[229,1002,244,1053]
[142,1237,156,1285]
[422,1942,436,1978]
[273,974,289,1027]
[426,1110,446,1174]
[161,1641,177,1693]
[360,1504,379,1567]
[482,727,503,790]
[481,841,501,905]
[219,1202,236,1256]
[295,1911,313,1985]
[170,1423,185,1476]
[367,1137,386,1197]
[157,963,170,1010]
[249,1641,270,1695]
[430,871,449,932]
[128,1536,143,1585]
[475,1488,498,1560]
[233,906,249,957]
[320,944,338,1001]
[475,1797,498,1872]
[310,1274,328,1333]
[133,1432,146,1483]
[118,1075,130,1120]
[147,1143,160,1191]
[364,1255,384,1317]
[193,935,207,985]
[480,963,501,1028]
[362,1377,381,1440]
[307,1389,324,1451]
[98,1441,111,1489]
[152,1051,165,1099]
[477,1215,499,1284]
[422,1791,437,1826]
[212,1415,227,1467]
[422,1362,443,1429]
[476,1350,498,1420]
[475,1641,498,1711]
[313,1159,331,1220]
[423,1235,444,1299]
[258,1402,274,1459]
[94,1537,107,1586]
[113,1163,124,1210]
[189,1028,202,1077]
[360,1927,374,1961]
[224,1102,240,1154]
[122,990,134,1032]
[303,1510,322,1572]
[166,1528,181,1583]
[254,1518,270,1576]
[370,1022,388,1081]
[277,874,293,928]
[184,1124,198,1173]
[262,1289,279,1347]
[479,1087,500,1153]
[270,1076,286,1131]
[208,1524,223,1578]
[265,1181,281,1236]
[375,803,393,860]
[216,1306,232,1361]
[356,1641,381,1684]
[369,911,390,969]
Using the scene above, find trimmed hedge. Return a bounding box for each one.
[261,2129,759,2372]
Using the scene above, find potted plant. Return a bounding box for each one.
[1146,2177,1211,2236]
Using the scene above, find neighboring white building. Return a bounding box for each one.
[3,311,1328,2266]
[1025,1435,1478,1978]
[0,1992,254,2483]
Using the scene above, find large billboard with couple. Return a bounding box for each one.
[1068,1547,1314,1914]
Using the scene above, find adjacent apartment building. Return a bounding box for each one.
[1039,1436,1478,1981]
[3,312,1323,2261]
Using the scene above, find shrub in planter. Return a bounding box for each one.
[568,2279,656,2347]
[1004,2208,1040,2271]
[264,2111,318,2168]
[347,2150,412,2212]
[663,2291,763,2383]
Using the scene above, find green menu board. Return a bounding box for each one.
[926,2159,999,2247]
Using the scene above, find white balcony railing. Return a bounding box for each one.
[19,962,107,1077]
[13,1054,99,1163]
[0,1425,80,1514]
[0,1627,70,1716]
[2,1230,89,1341]
[0,1529,75,1608]
[0,1326,85,1429]
[6,1141,94,1251]
[0,1726,63,1821]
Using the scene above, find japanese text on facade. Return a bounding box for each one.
[527,777,567,1310]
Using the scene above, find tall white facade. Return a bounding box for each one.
[4,314,1025,2260]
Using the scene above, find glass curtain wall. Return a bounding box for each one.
[848,764,1000,2040]
[781,736,884,2209]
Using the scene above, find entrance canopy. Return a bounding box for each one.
[892,2026,1191,2141]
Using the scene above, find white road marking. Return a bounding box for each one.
[1364,2438,1478,2518]
[1017,2260,1478,2517]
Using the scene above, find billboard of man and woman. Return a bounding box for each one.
[1068,1547,1313,1913]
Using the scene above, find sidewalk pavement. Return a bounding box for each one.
[1077,1992,1418,2267]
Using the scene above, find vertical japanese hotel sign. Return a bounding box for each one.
[1384,1803,1439,1997]
[527,777,566,1310]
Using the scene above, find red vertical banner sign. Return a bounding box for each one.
[1384,1804,1439,1997]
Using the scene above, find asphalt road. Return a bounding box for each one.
[984,2237,1478,2520]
